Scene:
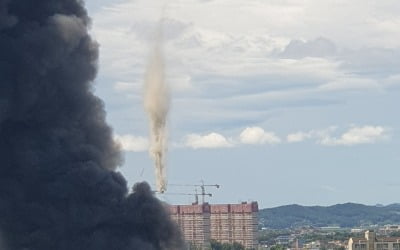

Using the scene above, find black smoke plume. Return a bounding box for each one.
[0,0,183,249]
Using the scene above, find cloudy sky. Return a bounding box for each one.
[85,0,400,208]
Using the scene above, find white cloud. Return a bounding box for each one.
[287,131,312,143]
[114,134,149,152]
[114,125,388,152]
[318,78,381,92]
[184,132,233,149]
[287,126,389,146]
[320,125,388,146]
[287,127,337,143]
[239,127,281,145]
[279,37,337,59]
[90,1,399,147]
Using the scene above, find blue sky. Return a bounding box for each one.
[86,0,400,208]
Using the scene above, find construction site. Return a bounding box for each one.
[164,182,259,249]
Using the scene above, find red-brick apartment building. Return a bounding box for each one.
[169,202,258,249]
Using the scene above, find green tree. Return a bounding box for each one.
[210,240,245,250]
[189,242,204,250]
[270,245,285,250]
[210,240,223,250]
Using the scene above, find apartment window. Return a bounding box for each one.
[354,243,367,250]
[355,244,366,249]
[377,243,389,250]
[393,243,400,250]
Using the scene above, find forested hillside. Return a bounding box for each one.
[259,203,400,229]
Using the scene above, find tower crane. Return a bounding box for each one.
[169,181,220,204]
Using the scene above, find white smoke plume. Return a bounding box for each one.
[144,20,169,193]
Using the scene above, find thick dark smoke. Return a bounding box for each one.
[0,0,183,249]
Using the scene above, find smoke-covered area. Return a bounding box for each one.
[0,230,8,250]
[0,0,183,249]
[144,21,169,193]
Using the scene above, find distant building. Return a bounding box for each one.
[348,230,400,250]
[169,202,259,249]
[303,240,321,250]
[275,235,295,245]
[319,226,347,232]
[379,225,400,235]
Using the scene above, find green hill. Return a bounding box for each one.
[259,203,400,229]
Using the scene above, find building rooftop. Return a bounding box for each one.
[169,202,258,214]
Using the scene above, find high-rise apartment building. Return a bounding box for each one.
[169,202,258,249]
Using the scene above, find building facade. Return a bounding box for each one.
[169,202,259,249]
[210,202,259,249]
[169,203,211,249]
[348,231,400,250]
